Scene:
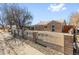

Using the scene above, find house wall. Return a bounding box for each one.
[34,21,64,32]
[47,21,63,32]
[70,14,79,26]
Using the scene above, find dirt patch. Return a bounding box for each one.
[24,40,63,55]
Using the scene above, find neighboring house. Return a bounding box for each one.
[69,13,79,34]
[25,26,34,30]
[70,13,79,26]
[34,19,65,32]
[63,25,74,33]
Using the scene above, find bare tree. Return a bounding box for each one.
[19,9,33,38]
[0,4,15,34]
[70,12,79,54]
[1,4,33,38]
[0,16,5,30]
[0,5,7,31]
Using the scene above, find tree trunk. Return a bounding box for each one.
[17,28,19,37]
[10,25,13,34]
[22,28,24,39]
[73,28,78,54]
[2,25,5,31]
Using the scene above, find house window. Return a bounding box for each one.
[44,26,47,28]
[77,30,79,33]
[52,25,55,31]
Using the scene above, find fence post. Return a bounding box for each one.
[64,34,73,55]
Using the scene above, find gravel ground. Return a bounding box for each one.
[0,32,63,55]
[0,32,44,55]
[24,40,63,55]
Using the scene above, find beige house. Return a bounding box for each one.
[70,12,79,26]
[69,13,79,33]
[34,19,65,32]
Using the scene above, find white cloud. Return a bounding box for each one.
[48,3,66,12]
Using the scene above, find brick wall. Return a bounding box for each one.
[34,21,64,32]
[47,21,63,32]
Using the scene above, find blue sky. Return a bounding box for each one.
[19,3,79,25]
[1,3,79,25]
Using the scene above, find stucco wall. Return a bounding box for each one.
[25,30,73,54]
[64,34,73,55]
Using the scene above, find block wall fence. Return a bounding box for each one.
[24,30,73,55]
